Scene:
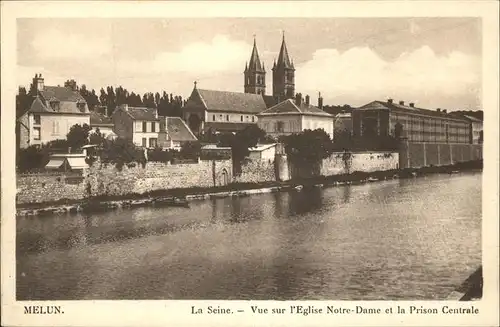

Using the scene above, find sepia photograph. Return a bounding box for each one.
[2,1,499,327]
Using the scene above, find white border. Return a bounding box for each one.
[2,1,499,326]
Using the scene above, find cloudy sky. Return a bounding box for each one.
[17,17,481,110]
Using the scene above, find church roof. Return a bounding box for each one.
[163,117,198,142]
[275,34,294,70]
[258,99,332,117]
[188,88,268,114]
[247,38,265,73]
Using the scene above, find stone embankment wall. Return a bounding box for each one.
[16,159,232,204]
[321,152,399,176]
[16,172,86,204]
[234,159,276,183]
[399,141,483,169]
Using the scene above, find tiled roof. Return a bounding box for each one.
[258,99,333,117]
[195,89,268,114]
[40,86,86,103]
[356,100,470,121]
[204,122,255,132]
[263,95,279,108]
[90,112,113,126]
[126,106,160,121]
[164,117,197,142]
[25,92,89,116]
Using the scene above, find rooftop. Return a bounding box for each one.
[258,99,332,117]
[90,111,113,126]
[189,88,268,114]
[163,117,197,142]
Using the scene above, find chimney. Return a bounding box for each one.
[409,102,415,108]
[437,108,441,112]
[33,73,44,92]
[387,98,393,104]
[295,93,302,106]
[443,109,447,113]
[121,104,129,111]
[318,92,323,109]
[399,100,405,105]
[305,95,310,106]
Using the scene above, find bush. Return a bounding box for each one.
[179,141,201,159]
[101,138,144,170]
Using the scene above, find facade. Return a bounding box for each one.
[90,111,114,137]
[334,112,353,137]
[462,115,483,144]
[158,116,198,149]
[112,104,161,148]
[257,94,333,139]
[272,34,295,100]
[17,74,90,148]
[352,99,471,144]
[183,86,268,135]
[248,143,278,161]
[244,37,266,95]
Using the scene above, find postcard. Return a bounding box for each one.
[1,1,499,326]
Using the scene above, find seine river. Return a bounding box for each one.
[16,172,482,300]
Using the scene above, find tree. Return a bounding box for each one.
[66,123,92,151]
[179,141,202,159]
[283,129,334,163]
[89,128,106,147]
[101,138,144,170]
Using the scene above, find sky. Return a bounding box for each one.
[17,17,482,110]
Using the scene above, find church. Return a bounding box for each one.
[183,34,329,136]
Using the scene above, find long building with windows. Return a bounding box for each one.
[352,99,472,144]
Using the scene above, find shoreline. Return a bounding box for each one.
[16,160,482,217]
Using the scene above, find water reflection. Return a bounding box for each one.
[17,173,482,300]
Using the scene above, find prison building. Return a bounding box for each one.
[352,99,471,144]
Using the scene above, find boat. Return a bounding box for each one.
[366,177,379,182]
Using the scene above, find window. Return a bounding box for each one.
[142,122,147,132]
[142,138,147,147]
[33,115,41,124]
[226,115,229,121]
[52,121,60,135]
[276,121,285,132]
[151,122,156,132]
[149,138,157,148]
[246,116,249,120]
[241,116,243,122]
[33,127,41,140]
[77,102,86,112]
[50,101,60,111]
[213,114,216,121]
[252,116,255,122]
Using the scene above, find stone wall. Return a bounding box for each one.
[17,159,233,204]
[16,172,86,204]
[399,141,483,169]
[320,151,399,176]
[88,159,233,196]
[235,159,276,183]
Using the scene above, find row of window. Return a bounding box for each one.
[142,138,158,148]
[141,121,158,133]
[211,114,256,123]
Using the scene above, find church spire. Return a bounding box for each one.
[276,31,293,69]
[248,35,264,72]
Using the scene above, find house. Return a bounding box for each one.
[248,143,278,161]
[17,74,90,148]
[112,104,161,148]
[257,93,333,139]
[182,84,268,135]
[158,116,198,150]
[45,153,88,171]
[90,111,114,137]
[352,99,471,144]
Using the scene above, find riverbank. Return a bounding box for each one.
[16,160,482,217]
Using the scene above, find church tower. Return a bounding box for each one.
[272,32,295,100]
[244,37,266,95]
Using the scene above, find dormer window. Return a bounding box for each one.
[50,100,60,112]
[77,101,86,112]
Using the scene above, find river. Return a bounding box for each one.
[16,172,482,300]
